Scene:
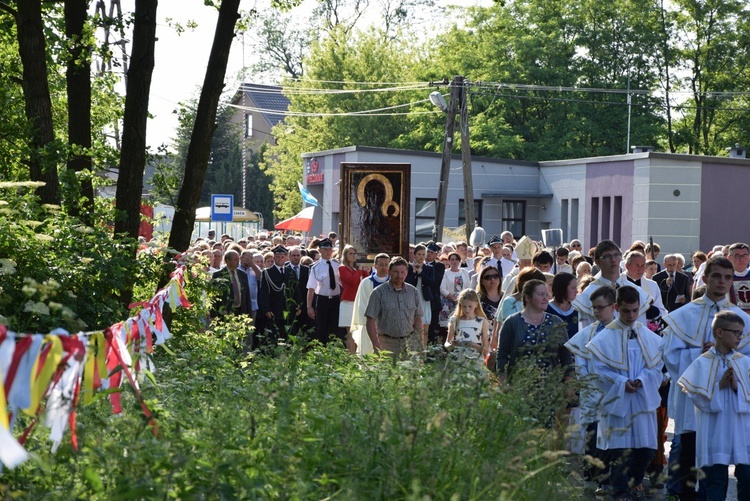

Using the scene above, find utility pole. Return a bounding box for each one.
[460,80,474,242]
[432,75,461,243]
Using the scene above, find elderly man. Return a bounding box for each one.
[621,251,667,320]
[211,250,252,318]
[365,256,424,360]
[653,254,691,312]
[239,249,262,320]
[306,238,343,344]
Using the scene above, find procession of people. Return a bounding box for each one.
[191,227,750,501]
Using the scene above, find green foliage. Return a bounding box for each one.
[3,328,579,499]
[0,183,136,332]
[265,27,435,220]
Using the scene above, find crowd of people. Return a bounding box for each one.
[185,226,750,501]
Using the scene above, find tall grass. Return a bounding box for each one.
[3,316,581,500]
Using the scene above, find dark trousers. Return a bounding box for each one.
[679,432,700,501]
[609,447,655,497]
[584,422,610,483]
[314,295,344,344]
[428,307,441,344]
[703,463,750,501]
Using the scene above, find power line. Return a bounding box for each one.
[238,82,431,96]
[468,89,750,112]
[229,96,441,117]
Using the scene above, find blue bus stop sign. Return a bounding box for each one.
[211,194,234,222]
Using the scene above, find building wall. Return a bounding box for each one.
[700,162,750,251]
[538,163,587,243]
[584,160,634,250]
[637,157,702,258]
[303,147,543,242]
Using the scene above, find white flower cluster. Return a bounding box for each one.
[23,301,50,316]
[0,258,16,275]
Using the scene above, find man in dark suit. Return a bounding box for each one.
[258,245,291,345]
[211,249,252,317]
[285,246,313,337]
[653,254,691,312]
[424,241,445,344]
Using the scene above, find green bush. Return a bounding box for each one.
[0,184,134,332]
[4,327,580,500]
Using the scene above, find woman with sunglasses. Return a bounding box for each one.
[477,265,503,368]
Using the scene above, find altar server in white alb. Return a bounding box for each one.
[564,286,616,483]
[678,310,750,501]
[661,256,750,501]
[586,285,664,501]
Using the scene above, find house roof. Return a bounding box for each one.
[234,83,290,129]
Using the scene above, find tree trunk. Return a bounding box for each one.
[65,0,95,221]
[167,0,242,256]
[16,0,61,205]
[113,0,157,240]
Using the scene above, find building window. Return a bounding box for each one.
[602,196,611,240]
[613,196,622,246]
[570,198,579,240]
[244,114,253,138]
[502,200,525,237]
[561,199,569,242]
[415,198,436,238]
[590,197,599,245]
[458,199,483,228]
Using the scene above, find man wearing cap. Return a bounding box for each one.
[306,238,344,344]
[211,249,252,318]
[424,242,445,344]
[482,235,505,274]
[258,245,292,344]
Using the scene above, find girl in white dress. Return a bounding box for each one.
[445,289,490,373]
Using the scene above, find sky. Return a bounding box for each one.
[101,0,494,150]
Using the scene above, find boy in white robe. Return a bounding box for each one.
[661,256,750,501]
[565,286,616,487]
[678,310,750,501]
[587,285,664,500]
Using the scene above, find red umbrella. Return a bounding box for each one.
[274,206,315,232]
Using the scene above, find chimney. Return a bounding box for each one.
[727,143,746,159]
[631,146,655,154]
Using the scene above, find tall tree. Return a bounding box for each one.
[64,0,95,220]
[167,0,243,255]
[671,0,750,154]
[113,0,157,240]
[7,0,61,204]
